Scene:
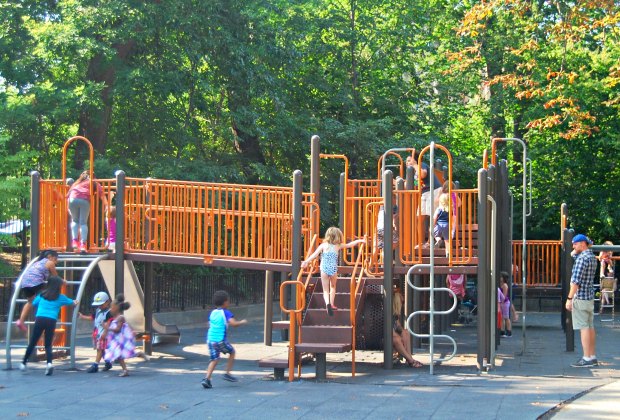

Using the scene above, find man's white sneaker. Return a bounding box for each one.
[45,363,54,376]
[19,362,26,372]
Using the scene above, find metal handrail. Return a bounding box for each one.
[279,280,306,382]
[4,257,41,369]
[349,240,366,377]
[69,254,110,369]
[377,150,412,180]
[405,264,458,375]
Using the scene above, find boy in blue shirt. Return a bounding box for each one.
[202,290,247,389]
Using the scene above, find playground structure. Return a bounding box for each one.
[5,135,576,377]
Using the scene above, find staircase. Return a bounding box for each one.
[260,274,367,380]
[4,253,108,370]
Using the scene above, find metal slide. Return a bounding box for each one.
[95,260,180,346]
[5,254,107,370]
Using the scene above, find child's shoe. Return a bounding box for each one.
[201,378,212,388]
[79,242,88,253]
[326,304,334,316]
[86,363,98,373]
[19,362,27,372]
[118,370,129,377]
[72,239,79,251]
[45,363,54,376]
[222,373,238,382]
[103,361,113,371]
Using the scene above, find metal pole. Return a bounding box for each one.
[291,170,303,310]
[564,229,575,351]
[339,173,346,232]
[264,270,274,346]
[405,165,415,190]
[114,170,126,296]
[382,169,394,369]
[412,274,421,349]
[30,171,41,260]
[477,168,488,370]
[488,195,497,366]
[143,177,153,354]
[310,136,320,205]
[428,142,436,374]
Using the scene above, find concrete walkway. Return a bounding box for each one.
[1,312,619,419]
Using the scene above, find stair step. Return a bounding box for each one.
[296,343,352,353]
[307,295,353,309]
[272,321,290,330]
[304,308,352,325]
[301,325,352,342]
[258,358,290,369]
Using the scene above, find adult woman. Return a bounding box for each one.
[15,250,59,332]
[393,287,423,368]
[67,170,108,252]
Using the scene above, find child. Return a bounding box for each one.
[301,227,365,315]
[103,294,149,377]
[78,291,113,373]
[499,272,512,337]
[433,193,450,248]
[15,250,59,332]
[106,206,117,252]
[20,276,77,375]
[598,241,614,279]
[446,273,466,300]
[202,290,247,389]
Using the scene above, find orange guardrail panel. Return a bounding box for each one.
[512,240,562,287]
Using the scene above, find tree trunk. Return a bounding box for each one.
[75,41,135,170]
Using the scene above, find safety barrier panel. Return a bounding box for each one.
[39,177,318,264]
[512,240,562,287]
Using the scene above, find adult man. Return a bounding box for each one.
[566,233,598,367]
[409,151,441,246]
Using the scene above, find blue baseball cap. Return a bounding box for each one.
[572,234,592,245]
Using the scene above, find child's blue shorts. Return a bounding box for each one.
[208,340,235,361]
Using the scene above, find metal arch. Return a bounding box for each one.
[490,137,528,354]
[4,257,42,369]
[69,254,110,369]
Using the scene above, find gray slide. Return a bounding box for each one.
[98,260,180,344]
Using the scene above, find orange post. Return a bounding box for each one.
[279,280,306,382]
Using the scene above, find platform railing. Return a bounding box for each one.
[350,240,366,376]
[512,240,562,287]
[343,179,381,264]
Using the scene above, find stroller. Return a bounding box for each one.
[446,274,477,324]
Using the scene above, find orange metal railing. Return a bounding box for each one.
[39,180,69,251]
[512,240,562,287]
[279,280,306,382]
[344,179,381,264]
[350,241,366,376]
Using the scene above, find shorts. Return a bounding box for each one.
[92,332,108,350]
[433,223,449,240]
[208,340,234,361]
[21,284,45,299]
[420,188,443,216]
[572,299,594,330]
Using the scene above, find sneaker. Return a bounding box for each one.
[500,331,507,337]
[45,363,54,376]
[591,358,599,366]
[506,331,512,337]
[15,320,27,332]
[118,370,129,377]
[102,362,113,371]
[19,362,27,372]
[222,373,238,382]
[72,239,79,250]
[79,242,88,253]
[201,378,212,389]
[86,363,99,373]
[571,358,595,368]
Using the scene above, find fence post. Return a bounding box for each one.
[382,169,394,369]
[114,170,126,296]
[264,270,274,346]
[477,167,489,370]
[339,173,346,232]
[563,229,575,351]
[29,171,41,260]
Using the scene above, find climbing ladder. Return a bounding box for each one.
[4,253,108,370]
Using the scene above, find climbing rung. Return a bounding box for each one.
[16,299,28,303]
[56,267,89,271]
[9,345,71,350]
[65,280,82,284]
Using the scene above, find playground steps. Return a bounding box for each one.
[260,276,366,380]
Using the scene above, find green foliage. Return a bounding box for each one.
[0,0,619,242]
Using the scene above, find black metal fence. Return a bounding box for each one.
[1,271,280,321]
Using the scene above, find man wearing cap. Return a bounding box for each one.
[79,291,113,372]
[566,234,598,367]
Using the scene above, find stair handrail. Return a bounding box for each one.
[363,200,385,276]
[4,256,42,369]
[350,239,367,377]
[279,280,306,382]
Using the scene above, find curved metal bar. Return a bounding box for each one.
[279,280,306,382]
[4,257,41,369]
[69,254,110,369]
[490,137,528,354]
